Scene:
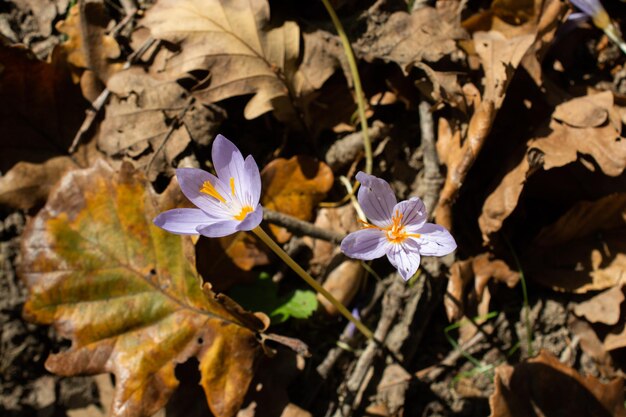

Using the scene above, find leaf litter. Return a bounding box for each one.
[3,0,626,416]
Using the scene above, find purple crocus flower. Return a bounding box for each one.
[341,172,456,281]
[154,134,263,237]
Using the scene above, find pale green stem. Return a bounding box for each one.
[251,226,374,340]
[320,0,372,175]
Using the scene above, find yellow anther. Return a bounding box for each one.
[230,177,236,196]
[234,206,253,221]
[199,180,226,203]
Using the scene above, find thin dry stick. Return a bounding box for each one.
[263,209,345,244]
[145,97,195,175]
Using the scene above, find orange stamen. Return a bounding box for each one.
[230,177,236,196]
[234,206,253,221]
[200,181,226,203]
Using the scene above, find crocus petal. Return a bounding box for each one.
[340,228,390,260]
[386,240,421,281]
[356,171,396,227]
[212,134,247,199]
[569,0,603,17]
[197,220,240,238]
[412,223,457,256]
[393,197,427,231]
[235,205,263,231]
[242,155,262,207]
[153,208,213,235]
[175,168,232,218]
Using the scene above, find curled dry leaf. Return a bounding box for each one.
[100,69,223,180]
[479,92,626,242]
[142,0,301,120]
[435,32,534,228]
[489,350,626,417]
[527,193,626,293]
[445,253,519,321]
[261,156,333,243]
[20,161,269,417]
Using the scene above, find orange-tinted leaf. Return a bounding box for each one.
[489,350,626,417]
[261,156,333,243]
[20,161,268,417]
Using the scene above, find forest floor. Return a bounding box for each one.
[1,0,626,416]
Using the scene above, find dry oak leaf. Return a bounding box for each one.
[142,0,300,120]
[261,156,333,243]
[100,69,223,180]
[489,350,626,417]
[527,193,626,293]
[355,3,466,73]
[20,161,268,417]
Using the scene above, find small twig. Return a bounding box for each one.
[325,121,389,171]
[145,97,195,175]
[263,209,345,244]
[415,100,443,216]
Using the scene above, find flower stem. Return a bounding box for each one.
[320,0,372,175]
[251,226,374,340]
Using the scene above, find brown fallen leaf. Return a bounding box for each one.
[527,193,626,293]
[0,42,86,173]
[99,68,223,180]
[142,0,301,120]
[479,92,626,242]
[20,161,269,417]
[435,32,535,228]
[56,2,122,100]
[261,156,333,243]
[573,285,624,326]
[445,253,519,322]
[0,156,74,210]
[356,3,467,73]
[318,260,364,316]
[489,350,626,417]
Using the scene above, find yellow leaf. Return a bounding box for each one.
[20,161,268,417]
